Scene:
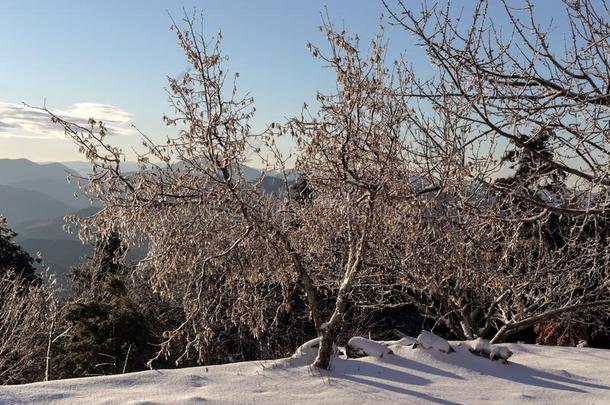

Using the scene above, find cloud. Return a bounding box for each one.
[0,121,16,132]
[0,102,135,139]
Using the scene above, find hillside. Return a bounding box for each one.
[0,159,77,185]
[0,184,74,226]
[10,178,94,210]
[18,238,93,282]
[0,158,85,227]
[15,206,99,242]
[0,158,282,283]
[60,160,139,176]
[0,340,608,404]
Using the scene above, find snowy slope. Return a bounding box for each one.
[1,342,609,404]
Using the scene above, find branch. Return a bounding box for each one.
[490,299,610,343]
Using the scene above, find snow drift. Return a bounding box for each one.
[1,341,609,404]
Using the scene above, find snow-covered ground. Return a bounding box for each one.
[1,341,610,404]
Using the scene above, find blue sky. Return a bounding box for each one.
[0,0,566,163]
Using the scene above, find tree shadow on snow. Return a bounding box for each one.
[331,358,463,405]
[339,373,463,405]
[382,354,465,380]
[443,347,610,393]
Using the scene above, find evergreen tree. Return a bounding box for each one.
[68,231,124,296]
[56,233,155,378]
[497,128,609,345]
[0,216,39,284]
[497,127,568,249]
[498,127,566,195]
[288,176,315,203]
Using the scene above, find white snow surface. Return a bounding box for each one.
[293,337,321,360]
[287,337,342,367]
[469,338,513,361]
[347,337,393,357]
[471,337,492,353]
[490,345,513,362]
[2,342,610,404]
[417,330,453,353]
[384,336,418,347]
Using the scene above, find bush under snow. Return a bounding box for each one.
[468,338,513,362]
[385,336,418,347]
[346,337,393,358]
[288,337,322,366]
[416,331,454,353]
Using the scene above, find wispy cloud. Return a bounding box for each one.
[0,102,135,139]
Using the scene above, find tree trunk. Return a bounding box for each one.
[314,324,337,370]
[44,317,55,382]
[460,319,474,340]
[313,278,353,369]
[300,270,323,333]
[313,196,373,370]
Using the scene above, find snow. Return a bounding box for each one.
[386,336,418,347]
[468,338,513,362]
[294,337,322,358]
[347,337,393,358]
[490,345,513,362]
[287,337,322,366]
[280,337,343,368]
[417,330,454,353]
[471,337,492,353]
[2,341,610,404]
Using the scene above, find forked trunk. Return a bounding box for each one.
[313,195,374,370]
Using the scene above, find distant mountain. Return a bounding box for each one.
[19,238,93,283]
[0,158,100,224]
[0,184,74,226]
[60,160,141,176]
[240,164,264,181]
[13,207,98,283]
[16,207,148,285]
[15,206,99,242]
[10,178,97,210]
[258,175,289,195]
[0,158,78,185]
[0,157,285,284]
[63,160,270,182]
[0,158,92,283]
[169,159,264,182]
[268,168,300,183]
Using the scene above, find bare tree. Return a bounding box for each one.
[0,272,59,384]
[42,12,418,370]
[41,11,327,367]
[40,2,610,373]
[389,185,610,343]
[383,0,610,214]
[288,16,417,368]
[382,0,610,342]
